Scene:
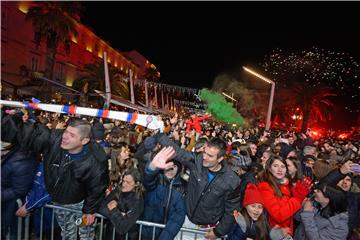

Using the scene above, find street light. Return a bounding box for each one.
[243,66,275,131]
[222,92,237,102]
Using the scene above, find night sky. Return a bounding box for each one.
[81,1,360,128]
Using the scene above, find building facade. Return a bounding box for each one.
[1,1,157,99]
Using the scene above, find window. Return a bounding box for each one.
[31,56,39,72]
[55,62,65,82]
[2,8,8,28]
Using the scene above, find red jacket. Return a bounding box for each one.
[186,115,209,133]
[258,180,302,236]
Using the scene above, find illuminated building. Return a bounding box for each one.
[1,1,159,97]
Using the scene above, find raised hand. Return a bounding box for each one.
[233,210,246,232]
[340,160,354,174]
[292,177,313,201]
[149,147,176,171]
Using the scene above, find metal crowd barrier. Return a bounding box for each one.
[7,203,227,240]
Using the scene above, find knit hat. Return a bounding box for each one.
[243,183,264,207]
[279,142,294,160]
[228,154,252,171]
[144,137,156,151]
[92,122,105,140]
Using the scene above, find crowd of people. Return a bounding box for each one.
[1,104,360,240]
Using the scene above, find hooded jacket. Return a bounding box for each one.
[142,163,187,240]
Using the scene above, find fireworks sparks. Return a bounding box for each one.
[262,47,360,113]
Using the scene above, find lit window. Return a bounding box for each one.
[86,46,92,52]
[71,36,77,43]
[66,77,74,87]
[18,2,29,13]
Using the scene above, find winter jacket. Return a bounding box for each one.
[155,133,241,237]
[294,210,349,240]
[319,168,360,231]
[142,165,186,240]
[25,162,52,210]
[1,148,38,236]
[227,221,256,240]
[99,191,144,240]
[186,115,209,133]
[44,132,109,214]
[1,148,38,202]
[24,162,54,235]
[258,180,302,236]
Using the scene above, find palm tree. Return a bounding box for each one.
[26,2,82,81]
[275,84,336,132]
[142,66,160,82]
[73,60,129,106]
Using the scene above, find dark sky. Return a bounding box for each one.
[81,1,360,89]
[81,1,360,129]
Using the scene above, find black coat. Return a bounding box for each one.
[99,191,144,240]
[155,134,241,237]
[44,132,109,214]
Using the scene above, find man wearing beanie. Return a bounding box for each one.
[92,121,110,156]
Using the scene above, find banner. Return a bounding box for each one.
[0,100,164,130]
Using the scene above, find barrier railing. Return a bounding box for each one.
[5,204,227,240]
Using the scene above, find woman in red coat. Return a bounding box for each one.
[258,156,312,237]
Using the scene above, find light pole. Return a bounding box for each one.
[243,66,275,131]
[222,92,237,105]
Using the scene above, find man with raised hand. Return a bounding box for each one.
[151,135,241,239]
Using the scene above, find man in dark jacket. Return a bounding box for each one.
[43,119,109,240]
[319,160,360,238]
[1,115,38,239]
[1,145,38,239]
[151,135,241,239]
[142,159,186,240]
